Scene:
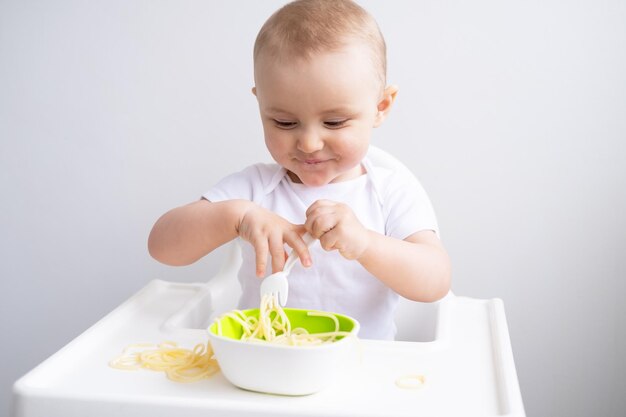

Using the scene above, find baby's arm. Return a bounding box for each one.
[148,199,311,276]
[305,200,451,302]
[148,199,250,266]
[357,230,451,302]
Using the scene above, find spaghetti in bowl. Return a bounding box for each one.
[207,306,360,395]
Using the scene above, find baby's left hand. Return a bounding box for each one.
[304,199,370,260]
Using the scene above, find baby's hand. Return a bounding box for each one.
[304,199,370,260]
[238,204,311,277]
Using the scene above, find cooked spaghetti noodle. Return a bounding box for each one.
[215,294,352,346]
[109,341,219,383]
[110,294,350,382]
[395,374,426,389]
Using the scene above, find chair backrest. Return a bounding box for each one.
[206,146,449,342]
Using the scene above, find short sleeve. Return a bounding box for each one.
[380,170,439,240]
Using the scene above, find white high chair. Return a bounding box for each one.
[12,146,526,417]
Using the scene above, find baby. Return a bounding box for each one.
[148,0,451,340]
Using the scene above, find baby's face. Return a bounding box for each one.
[254,43,387,186]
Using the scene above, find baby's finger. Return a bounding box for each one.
[318,227,339,252]
[305,199,335,218]
[253,237,269,278]
[269,233,287,273]
[286,230,313,268]
[306,213,338,240]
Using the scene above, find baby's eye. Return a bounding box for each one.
[273,119,298,129]
[323,120,347,129]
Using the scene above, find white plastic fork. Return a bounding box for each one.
[260,232,316,307]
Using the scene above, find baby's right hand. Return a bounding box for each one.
[237,205,312,277]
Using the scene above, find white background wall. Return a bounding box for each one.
[1,1,625,416]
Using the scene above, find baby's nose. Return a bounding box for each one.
[296,128,324,153]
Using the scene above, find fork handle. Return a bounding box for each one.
[283,232,316,274]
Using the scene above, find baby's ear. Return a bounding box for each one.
[374,85,399,127]
[251,86,257,96]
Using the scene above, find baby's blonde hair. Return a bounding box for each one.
[254,0,387,88]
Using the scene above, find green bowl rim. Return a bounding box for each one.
[207,307,360,349]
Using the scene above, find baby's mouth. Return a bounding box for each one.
[303,159,324,165]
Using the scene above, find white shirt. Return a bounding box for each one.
[203,153,438,340]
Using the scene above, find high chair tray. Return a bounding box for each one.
[12,280,525,417]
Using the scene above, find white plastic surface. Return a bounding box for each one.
[12,279,525,417]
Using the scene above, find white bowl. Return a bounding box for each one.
[207,308,360,396]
